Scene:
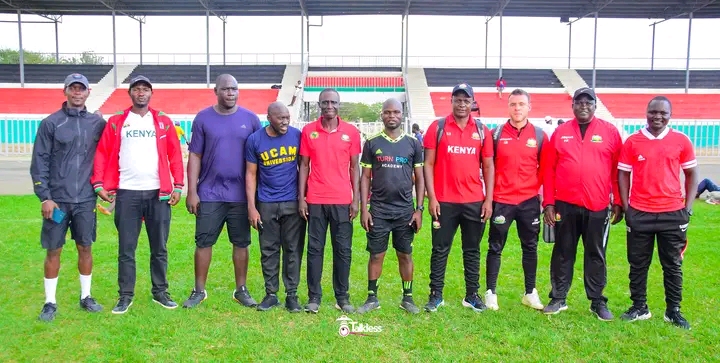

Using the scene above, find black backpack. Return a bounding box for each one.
[491,122,545,161]
[434,117,486,163]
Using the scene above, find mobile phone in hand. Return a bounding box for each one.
[257,222,264,234]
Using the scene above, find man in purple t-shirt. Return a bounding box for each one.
[182,74,261,309]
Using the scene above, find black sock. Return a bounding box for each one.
[368,279,378,296]
[402,280,413,297]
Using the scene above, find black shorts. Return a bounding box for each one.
[366,216,414,255]
[195,202,250,248]
[41,201,97,250]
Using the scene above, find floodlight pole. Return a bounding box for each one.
[591,11,598,90]
[484,22,489,69]
[222,20,226,65]
[404,15,409,71]
[400,15,405,72]
[650,23,655,70]
[206,9,210,88]
[17,10,24,87]
[301,13,305,70]
[112,10,117,88]
[498,11,503,78]
[139,21,143,65]
[567,22,572,69]
[685,12,692,94]
[54,19,60,63]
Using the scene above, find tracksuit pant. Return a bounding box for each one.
[486,196,541,294]
[114,189,171,298]
[429,201,485,296]
[549,201,610,303]
[306,204,353,302]
[258,201,306,297]
[625,206,689,309]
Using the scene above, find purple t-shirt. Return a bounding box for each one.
[188,106,261,202]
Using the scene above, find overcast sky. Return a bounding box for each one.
[0,14,717,70]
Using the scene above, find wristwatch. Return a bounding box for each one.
[416,205,424,212]
[686,207,693,217]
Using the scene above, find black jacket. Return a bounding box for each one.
[30,102,106,203]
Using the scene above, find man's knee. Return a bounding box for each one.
[396,251,412,264]
[76,243,92,256]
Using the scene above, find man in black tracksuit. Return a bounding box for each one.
[30,73,106,322]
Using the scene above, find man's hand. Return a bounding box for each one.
[410,210,423,233]
[610,204,624,225]
[349,199,359,220]
[186,192,200,215]
[168,191,181,206]
[361,209,373,232]
[298,199,309,221]
[543,205,556,227]
[248,207,262,230]
[428,197,440,220]
[481,200,493,223]
[41,200,58,220]
[97,189,114,203]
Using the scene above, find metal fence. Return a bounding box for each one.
[2,116,719,157]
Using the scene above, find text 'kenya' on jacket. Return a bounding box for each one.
[91,107,185,200]
[30,102,107,203]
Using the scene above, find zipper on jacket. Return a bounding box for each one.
[75,116,81,204]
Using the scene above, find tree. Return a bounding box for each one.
[308,102,384,122]
[0,48,105,64]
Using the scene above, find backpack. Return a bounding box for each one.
[491,122,545,162]
[434,117,486,163]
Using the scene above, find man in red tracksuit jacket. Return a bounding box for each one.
[541,87,624,321]
[92,76,185,315]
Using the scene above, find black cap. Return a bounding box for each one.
[451,83,474,99]
[129,75,152,90]
[64,73,89,89]
[573,87,596,101]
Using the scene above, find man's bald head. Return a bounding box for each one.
[215,74,237,87]
[382,98,403,112]
[380,98,403,130]
[214,74,238,110]
[267,101,291,135]
[267,101,287,116]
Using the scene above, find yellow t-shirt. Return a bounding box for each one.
[175,125,185,140]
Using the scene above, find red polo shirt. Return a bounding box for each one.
[542,117,622,212]
[618,127,697,213]
[299,117,361,205]
[423,115,494,203]
[493,121,550,205]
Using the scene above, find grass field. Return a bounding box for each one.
[1,195,719,362]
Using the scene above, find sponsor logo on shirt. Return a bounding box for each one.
[376,155,409,169]
[446,145,477,155]
[637,155,645,161]
[471,132,481,140]
[310,131,319,139]
[260,145,298,166]
[526,138,537,148]
[341,134,350,142]
[591,134,603,143]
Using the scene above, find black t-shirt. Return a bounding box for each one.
[579,122,590,139]
[360,131,424,220]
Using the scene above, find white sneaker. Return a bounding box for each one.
[485,289,499,311]
[522,288,544,310]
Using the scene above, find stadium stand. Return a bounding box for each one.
[425,68,564,88]
[308,66,402,72]
[305,75,404,92]
[598,93,720,119]
[577,69,720,89]
[430,91,572,119]
[122,65,286,84]
[0,64,112,84]
[0,88,66,114]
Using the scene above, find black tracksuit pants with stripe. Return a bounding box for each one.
[549,201,610,303]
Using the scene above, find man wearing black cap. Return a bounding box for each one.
[422,83,495,313]
[92,75,185,315]
[31,73,106,321]
[540,87,624,320]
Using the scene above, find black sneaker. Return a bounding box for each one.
[590,301,614,321]
[182,290,207,308]
[153,292,179,309]
[664,307,691,330]
[357,295,381,314]
[400,296,420,314]
[305,298,321,314]
[257,294,281,311]
[285,295,302,313]
[424,291,444,312]
[335,299,355,314]
[38,302,57,322]
[543,299,568,315]
[112,297,133,315]
[80,296,103,312]
[620,304,652,322]
[462,292,487,312]
[233,286,258,307]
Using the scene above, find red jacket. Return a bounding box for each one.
[91,107,184,200]
[542,117,622,212]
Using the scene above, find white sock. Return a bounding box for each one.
[80,274,92,299]
[44,277,58,304]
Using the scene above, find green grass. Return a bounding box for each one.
[1,195,719,361]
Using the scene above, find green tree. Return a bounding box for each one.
[0,48,105,64]
[309,102,384,122]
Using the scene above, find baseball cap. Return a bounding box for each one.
[129,75,152,90]
[573,87,596,101]
[544,115,552,121]
[452,83,474,99]
[64,73,89,89]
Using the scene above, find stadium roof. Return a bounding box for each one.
[1,0,719,20]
